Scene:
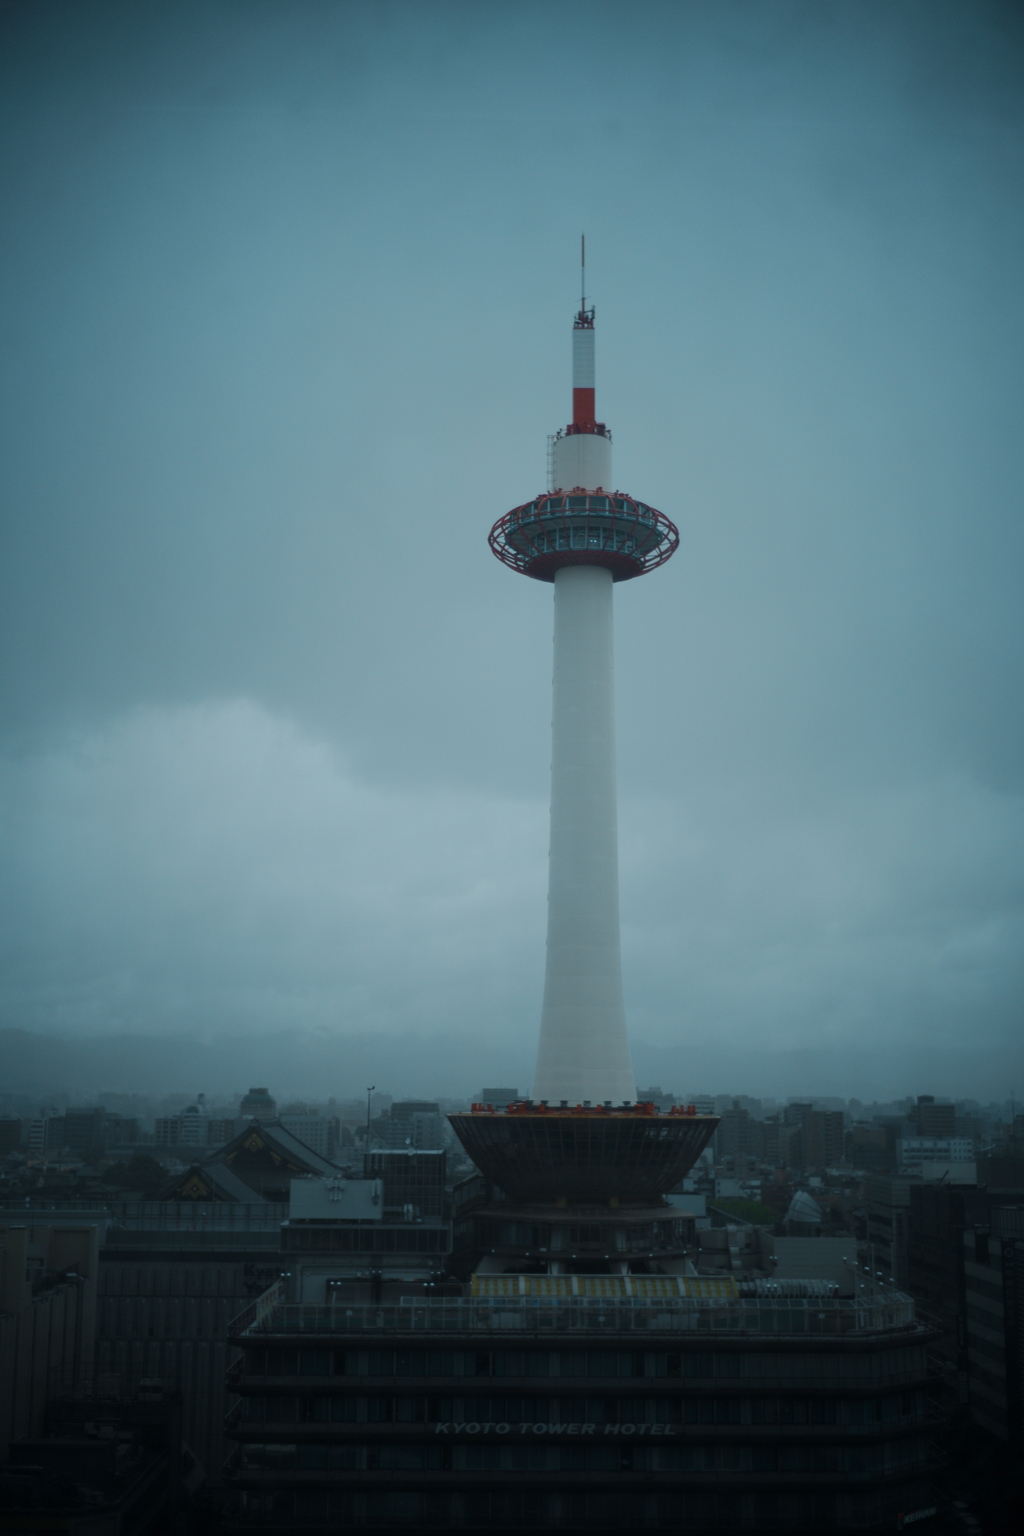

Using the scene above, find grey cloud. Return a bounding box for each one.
[1,701,1020,1099]
[1,1,1021,1100]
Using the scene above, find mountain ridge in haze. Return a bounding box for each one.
[0,1027,1009,1107]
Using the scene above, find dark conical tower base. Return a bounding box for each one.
[448,1104,718,1207]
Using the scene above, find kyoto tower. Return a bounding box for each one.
[450,251,717,1208]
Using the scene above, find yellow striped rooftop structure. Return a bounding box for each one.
[470,1273,739,1302]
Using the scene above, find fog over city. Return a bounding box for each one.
[1,1,1022,1102]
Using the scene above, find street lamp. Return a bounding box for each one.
[366,1086,376,1165]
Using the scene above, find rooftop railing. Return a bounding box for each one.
[0,1199,285,1228]
[232,1292,920,1340]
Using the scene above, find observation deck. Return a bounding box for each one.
[489,492,679,583]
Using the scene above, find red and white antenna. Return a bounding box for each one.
[572,233,596,431]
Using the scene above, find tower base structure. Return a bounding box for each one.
[448,1103,718,1208]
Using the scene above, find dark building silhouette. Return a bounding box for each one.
[96,1211,284,1484]
[910,1097,956,1140]
[0,1225,99,1459]
[904,1159,1024,1433]
[2,1387,185,1536]
[963,1214,1024,1446]
[60,1108,107,1155]
[846,1125,897,1173]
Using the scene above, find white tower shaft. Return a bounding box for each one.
[531,563,636,1105]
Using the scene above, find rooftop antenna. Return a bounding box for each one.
[581,232,585,314]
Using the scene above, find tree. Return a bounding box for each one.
[102,1154,165,1197]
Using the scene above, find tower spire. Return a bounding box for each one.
[572,239,597,434]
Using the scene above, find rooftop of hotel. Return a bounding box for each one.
[230,1282,924,1341]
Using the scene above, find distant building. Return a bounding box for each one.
[278,1113,335,1158]
[154,1109,207,1147]
[804,1109,845,1169]
[762,1115,802,1170]
[240,1087,277,1120]
[714,1102,764,1168]
[685,1095,716,1118]
[60,1107,107,1154]
[995,1113,1024,1157]
[384,1102,444,1151]
[207,1116,240,1147]
[155,1109,239,1148]
[22,1111,63,1156]
[910,1095,956,1139]
[383,1105,445,1155]
[636,1086,678,1111]
[773,1104,844,1172]
[178,1104,208,1145]
[103,1112,139,1146]
[899,1136,974,1173]
[479,1088,519,1109]
[845,1123,896,1172]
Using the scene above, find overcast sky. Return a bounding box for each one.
[1,0,1022,1103]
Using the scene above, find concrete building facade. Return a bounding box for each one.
[223,1285,941,1533]
[0,1224,98,1458]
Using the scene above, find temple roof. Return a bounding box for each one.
[163,1119,343,1202]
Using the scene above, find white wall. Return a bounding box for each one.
[532,565,635,1105]
[551,432,612,493]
